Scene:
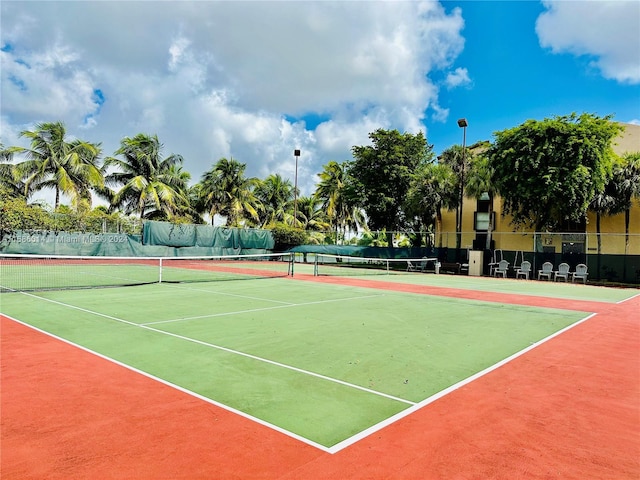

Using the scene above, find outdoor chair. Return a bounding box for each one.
[554,263,570,282]
[419,257,430,272]
[515,260,531,280]
[537,262,553,281]
[489,249,504,276]
[492,259,509,278]
[571,263,588,284]
[406,261,417,272]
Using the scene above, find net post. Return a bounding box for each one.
[289,252,294,276]
[158,258,163,284]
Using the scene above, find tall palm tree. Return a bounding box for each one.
[14,122,103,209]
[589,182,616,256]
[464,155,497,249]
[198,157,261,227]
[608,152,640,255]
[254,173,294,227]
[438,145,469,250]
[105,134,187,219]
[406,162,457,248]
[314,161,364,243]
[295,195,330,232]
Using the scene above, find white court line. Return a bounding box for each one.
[5,290,600,454]
[325,311,598,454]
[2,313,331,453]
[166,283,296,305]
[144,293,385,325]
[9,290,412,403]
[617,292,640,304]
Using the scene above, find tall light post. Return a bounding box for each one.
[457,118,468,253]
[293,149,300,226]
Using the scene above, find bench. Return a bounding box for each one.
[439,262,462,274]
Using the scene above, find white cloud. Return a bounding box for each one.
[0,1,466,197]
[1,42,101,123]
[445,67,471,89]
[536,0,640,84]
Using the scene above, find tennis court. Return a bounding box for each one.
[2,254,638,478]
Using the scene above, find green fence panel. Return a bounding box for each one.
[239,228,275,249]
[142,221,197,247]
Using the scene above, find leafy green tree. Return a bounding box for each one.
[0,185,63,239]
[198,157,261,227]
[105,134,187,219]
[13,122,103,209]
[488,113,622,230]
[349,129,433,245]
[269,223,309,251]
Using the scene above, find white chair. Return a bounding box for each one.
[406,261,417,272]
[515,261,531,280]
[419,257,430,272]
[571,264,588,284]
[489,249,504,276]
[512,250,525,271]
[492,259,509,278]
[554,263,570,282]
[538,262,553,281]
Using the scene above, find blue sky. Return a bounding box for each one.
[431,0,640,151]
[1,1,639,205]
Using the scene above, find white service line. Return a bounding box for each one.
[11,291,413,408]
[166,283,296,305]
[143,293,386,325]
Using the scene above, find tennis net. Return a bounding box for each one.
[312,254,439,276]
[0,252,294,292]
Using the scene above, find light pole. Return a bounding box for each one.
[457,118,468,254]
[293,149,300,226]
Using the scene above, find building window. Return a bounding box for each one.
[474,211,494,231]
[475,193,493,231]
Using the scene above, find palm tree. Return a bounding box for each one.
[608,152,640,255]
[314,161,364,243]
[0,143,27,200]
[254,173,294,227]
[198,157,261,227]
[438,145,469,250]
[464,155,497,249]
[406,162,457,248]
[589,183,616,256]
[105,134,187,219]
[14,122,103,209]
[295,195,330,232]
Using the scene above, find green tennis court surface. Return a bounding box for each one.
[1,274,605,451]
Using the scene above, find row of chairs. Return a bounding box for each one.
[537,262,588,283]
[492,260,588,283]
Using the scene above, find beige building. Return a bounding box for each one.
[438,122,639,282]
